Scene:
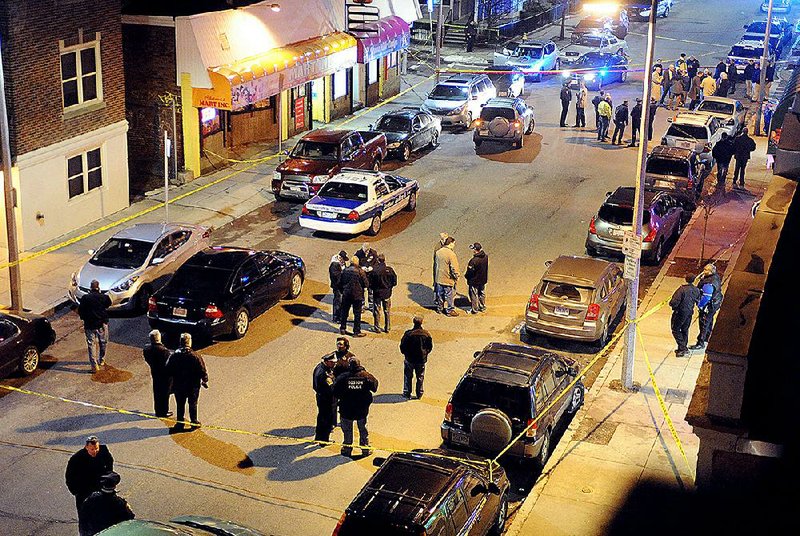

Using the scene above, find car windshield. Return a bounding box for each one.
[480,107,516,121]
[666,123,708,141]
[167,265,232,298]
[730,46,764,58]
[647,158,690,177]
[697,101,734,115]
[577,35,603,47]
[515,45,544,58]
[453,377,531,419]
[317,182,368,201]
[429,84,469,100]
[542,281,593,303]
[290,140,339,160]
[377,116,412,132]
[598,204,651,226]
[90,238,153,270]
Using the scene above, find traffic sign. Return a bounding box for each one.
[624,255,638,280]
[622,230,642,259]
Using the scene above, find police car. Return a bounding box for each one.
[299,170,419,236]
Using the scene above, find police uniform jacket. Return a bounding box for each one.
[313,361,336,402]
[333,366,379,420]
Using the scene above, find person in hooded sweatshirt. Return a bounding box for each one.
[464,243,488,314]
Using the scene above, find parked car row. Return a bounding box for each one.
[728,17,793,73]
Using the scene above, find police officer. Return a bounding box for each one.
[628,98,642,147]
[400,316,433,399]
[690,264,723,351]
[560,82,572,127]
[166,333,208,431]
[312,353,338,442]
[339,257,370,337]
[78,471,134,536]
[669,274,702,357]
[333,358,378,457]
[65,436,114,529]
[142,330,172,418]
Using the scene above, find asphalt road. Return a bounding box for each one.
[0,1,773,534]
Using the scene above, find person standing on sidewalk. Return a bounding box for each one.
[166,333,208,431]
[659,65,674,106]
[333,358,378,457]
[400,316,433,399]
[712,132,735,192]
[612,99,629,145]
[669,274,702,357]
[687,71,703,110]
[78,280,112,373]
[433,232,449,312]
[312,352,338,442]
[743,59,755,99]
[559,82,572,128]
[142,330,173,418]
[732,128,756,191]
[78,471,134,536]
[465,20,477,53]
[465,243,488,314]
[574,80,587,128]
[339,256,369,337]
[329,251,347,322]
[591,90,605,131]
[651,66,664,106]
[690,264,724,351]
[628,98,642,147]
[368,254,397,333]
[65,436,114,530]
[434,236,461,316]
[647,97,658,141]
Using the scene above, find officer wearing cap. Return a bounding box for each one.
[78,471,135,535]
[65,436,114,527]
[313,351,338,442]
[465,243,488,314]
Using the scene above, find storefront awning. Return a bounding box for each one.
[192,32,357,111]
[351,16,410,63]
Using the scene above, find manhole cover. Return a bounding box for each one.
[573,417,619,445]
[666,258,728,279]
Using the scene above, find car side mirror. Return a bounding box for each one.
[151,257,165,266]
[606,191,613,197]
[544,260,553,268]
[372,457,387,467]
[473,351,481,358]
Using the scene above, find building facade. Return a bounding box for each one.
[0,0,129,250]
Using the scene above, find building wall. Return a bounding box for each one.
[330,70,354,121]
[382,54,401,99]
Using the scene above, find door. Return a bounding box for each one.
[352,64,362,108]
[538,363,560,428]
[312,78,326,124]
[0,319,22,377]
[234,258,269,314]
[462,476,493,535]
[374,179,396,218]
[256,253,290,306]
[410,116,424,150]
[550,358,573,422]
[444,489,470,534]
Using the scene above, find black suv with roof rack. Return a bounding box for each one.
[441,343,584,467]
[644,145,706,203]
[333,449,509,536]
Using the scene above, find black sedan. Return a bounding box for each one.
[565,52,629,91]
[371,108,441,161]
[147,247,305,340]
[0,311,56,378]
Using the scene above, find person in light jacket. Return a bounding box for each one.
[433,236,461,316]
[574,80,588,128]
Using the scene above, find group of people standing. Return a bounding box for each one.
[712,128,757,192]
[669,264,724,357]
[433,233,489,316]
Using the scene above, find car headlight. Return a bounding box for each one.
[448,106,465,116]
[273,171,281,182]
[388,142,401,149]
[310,175,328,184]
[562,70,571,78]
[584,73,596,81]
[111,275,139,293]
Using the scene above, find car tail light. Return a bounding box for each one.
[331,513,346,536]
[526,418,538,437]
[301,205,310,216]
[346,210,360,221]
[589,216,597,235]
[445,402,453,422]
[147,296,158,313]
[513,120,521,128]
[643,225,658,242]
[528,292,539,313]
[586,303,601,321]
[702,142,711,153]
[205,304,224,319]
[687,176,694,190]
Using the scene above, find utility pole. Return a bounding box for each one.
[0,36,22,310]
[434,0,445,83]
[754,0,774,137]
[164,130,171,223]
[560,0,568,40]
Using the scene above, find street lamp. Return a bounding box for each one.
[754,0,774,136]
[584,0,660,390]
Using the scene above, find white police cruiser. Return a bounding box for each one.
[299,169,419,236]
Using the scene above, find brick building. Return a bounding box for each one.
[0,0,129,250]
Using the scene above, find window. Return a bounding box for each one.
[387,51,398,68]
[60,36,102,109]
[152,237,171,260]
[368,59,379,84]
[333,69,348,99]
[234,259,260,290]
[463,476,486,513]
[171,230,192,251]
[540,364,557,399]
[375,182,389,197]
[0,319,19,341]
[67,147,102,199]
[444,490,469,530]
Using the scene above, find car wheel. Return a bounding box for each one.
[20,346,40,375]
[490,494,508,536]
[400,143,411,161]
[287,272,303,299]
[567,384,585,414]
[366,214,382,236]
[474,139,483,148]
[515,136,523,149]
[405,192,417,212]
[233,308,250,339]
[535,427,552,468]
[372,159,381,171]
[429,132,439,148]
[595,322,610,350]
[134,286,152,315]
[649,238,665,265]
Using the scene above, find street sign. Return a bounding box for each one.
[624,254,638,280]
[622,230,642,259]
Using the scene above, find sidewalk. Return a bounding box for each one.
[507,143,770,535]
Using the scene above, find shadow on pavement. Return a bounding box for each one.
[245,426,350,481]
[17,411,146,435]
[373,393,408,404]
[475,133,542,164]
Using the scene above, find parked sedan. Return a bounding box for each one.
[69,223,212,313]
[564,51,629,90]
[586,187,686,265]
[372,108,441,161]
[97,516,265,535]
[0,311,56,378]
[693,96,746,136]
[147,247,304,340]
[524,256,626,347]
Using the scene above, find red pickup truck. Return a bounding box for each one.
[272,129,387,200]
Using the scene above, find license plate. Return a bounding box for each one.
[173,307,187,318]
[320,211,337,219]
[451,430,470,446]
[677,141,692,149]
[609,228,625,237]
[480,129,489,135]
[289,186,304,192]
[554,305,570,316]
[654,180,674,189]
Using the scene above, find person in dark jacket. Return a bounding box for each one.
[143,330,172,418]
[66,436,114,528]
[312,353,338,442]
[669,274,702,357]
[713,60,726,81]
[465,243,488,314]
[332,337,355,377]
[560,83,572,127]
[687,55,700,80]
[333,358,378,457]
[78,471,134,536]
[339,257,370,337]
[715,72,731,97]
[354,243,378,307]
[166,333,208,431]
[743,59,755,99]
[751,63,761,102]
[368,254,397,333]
[726,59,738,93]
[647,98,658,141]
[77,279,112,372]
[465,20,477,52]
[732,128,757,190]
[329,251,347,321]
[712,132,735,192]
[690,264,724,350]
[400,316,433,399]
[591,90,605,130]
[628,98,642,147]
[612,100,629,145]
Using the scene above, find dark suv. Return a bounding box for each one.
[441,343,584,467]
[333,450,510,536]
[644,145,706,202]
